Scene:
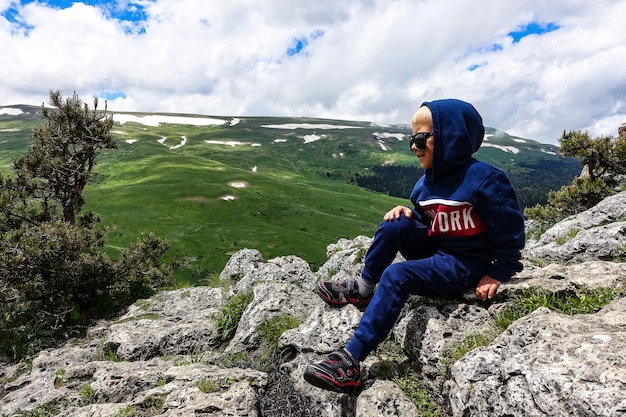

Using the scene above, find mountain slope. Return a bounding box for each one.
[0,105,581,282]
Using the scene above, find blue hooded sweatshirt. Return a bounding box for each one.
[409,99,525,282]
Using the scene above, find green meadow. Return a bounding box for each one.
[1,109,407,283]
[86,140,403,282]
[0,106,580,284]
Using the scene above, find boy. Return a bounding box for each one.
[304,99,525,395]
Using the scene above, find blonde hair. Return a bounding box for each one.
[412,105,432,126]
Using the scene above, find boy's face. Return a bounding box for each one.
[411,121,434,169]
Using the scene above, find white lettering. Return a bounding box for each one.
[463,207,476,229]
[437,212,449,232]
[450,210,461,231]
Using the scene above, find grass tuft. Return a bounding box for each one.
[393,372,442,417]
[197,379,222,393]
[256,314,303,371]
[215,291,254,343]
[374,340,443,416]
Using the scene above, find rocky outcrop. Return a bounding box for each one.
[525,191,626,264]
[1,193,626,416]
[446,298,626,417]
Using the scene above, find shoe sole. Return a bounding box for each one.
[303,366,363,396]
[314,286,349,308]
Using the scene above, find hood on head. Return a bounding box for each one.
[421,99,485,180]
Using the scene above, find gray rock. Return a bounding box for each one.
[356,379,420,416]
[282,302,361,355]
[231,254,315,295]
[316,236,371,283]
[527,222,626,264]
[220,248,264,283]
[393,302,494,403]
[525,191,626,263]
[102,287,224,360]
[445,297,626,417]
[507,260,626,293]
[226,281,318,353]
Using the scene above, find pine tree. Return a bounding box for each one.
[13,90,116,224]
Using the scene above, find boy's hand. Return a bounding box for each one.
[383,206,413,221]
[476,275,500,301]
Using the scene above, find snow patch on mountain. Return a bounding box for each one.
[113,114,228,127]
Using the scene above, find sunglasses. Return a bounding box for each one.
[408,132,434,151]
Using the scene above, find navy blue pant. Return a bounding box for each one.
[345,214,476,361]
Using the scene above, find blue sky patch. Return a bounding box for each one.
[508,21,560,43]
[286,29,324,56]
[458,43,501,71]
[1,6,35,34]
[3,1,151,35]
[98,91,127,101]
[16,0,150,21]
[2,6,20,23]
[468,62,487,71]
[287,38,307,56]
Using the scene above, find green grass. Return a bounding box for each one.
[393,372,442,417]
[139,395,166,413]
[78,384,95,404]
[2,113,405,284]
[111,406,135,417]
[197,378,222,393]
[526,220,554,242]
[215,291,254,343]
[554,228,580,245]
[3,401,65,417]
[256,314,304,371]
[617,243,626,262]
[497,286,626,321]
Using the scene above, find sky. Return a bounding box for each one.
[1,0,625,145]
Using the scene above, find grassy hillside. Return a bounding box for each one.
[0,105,581,283]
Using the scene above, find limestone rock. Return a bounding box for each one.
[525,191,626,264]
[356,379,420,416]
[230,254,315,295]
[226,281,318,353]
[219,248,264,283]
[392,301,494,403]
[445,297,626,417]
[316,236,371,283]
[102,286,224,361]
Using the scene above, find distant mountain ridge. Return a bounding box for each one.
[2,104,580,206]
[0,105,581,280]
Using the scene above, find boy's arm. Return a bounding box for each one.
[475,171,525,283]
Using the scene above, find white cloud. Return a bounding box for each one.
[1,0,625,145]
